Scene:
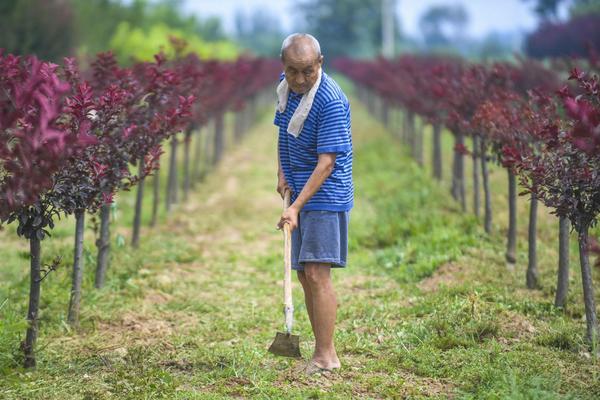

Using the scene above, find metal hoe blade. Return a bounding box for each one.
[268,332,302,358]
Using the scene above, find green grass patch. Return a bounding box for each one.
[0,97,598,399]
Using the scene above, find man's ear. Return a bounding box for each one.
[318,55,324,66]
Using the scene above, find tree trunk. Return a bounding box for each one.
[382,101,389,128]
[392,108,397,139]
[166,136,178,212]
[578,225,599,344]
[235,110,244,141]
[527,193,539,289]
[432,123,442,180]
[150,170,159,227]
[249,97,257,124]
[472,135,480,218]
[213,113,225,166]
[506,170,517,264]
[245,102,252,131]
[23,235,41,368]
[555,216,570,308]
[458,134,466,212]
[357,85,365,103]
[245,100,253,131]
[407,111,415,157]
[372,95,379,118]
[367,90,375,115]
[480,138,492,234]
[191,127,203,188]
[242,104,250,134]
[451,134,459,201]
[95,204,110,289]
[172,137,179,206]
[451,133,466,211]
[400,109,407,143]
[131,158,145,248]
[202,122,212,180]
[371,93,377,116]
[397,109,402,137]
[413,117,423,166]
[183,129,192,202]
[68,209,85,326]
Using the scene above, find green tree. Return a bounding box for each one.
[109,22,237,63]
[419,5,469,49]
[0,0,75,61]
[70,0,137,57]
[522,0,565,21]
[522,0,600,20]
[234,9,284,57]
[194,16,227,41]
[478,32,515,61]
[295,0,394,60]
[570,0,600,16]
[69,0,229,59]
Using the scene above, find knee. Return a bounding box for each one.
[297,270,308,286]
[303,263,331,286]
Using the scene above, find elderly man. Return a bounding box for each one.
[275,33,353,374]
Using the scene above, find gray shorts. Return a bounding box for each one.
[291,210,350,271]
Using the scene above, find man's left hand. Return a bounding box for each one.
[277,205,299,232]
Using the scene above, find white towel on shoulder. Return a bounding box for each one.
[275,68,322,138]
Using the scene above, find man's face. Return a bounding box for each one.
[282,52,323,95]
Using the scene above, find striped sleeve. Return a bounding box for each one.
[317,100,351,154]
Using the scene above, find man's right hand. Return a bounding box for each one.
[277,174,291,199]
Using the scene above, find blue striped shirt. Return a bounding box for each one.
[274,70,354,212]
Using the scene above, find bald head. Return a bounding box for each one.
[280,33,323,94]
[280,33,322,61]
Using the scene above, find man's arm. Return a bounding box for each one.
[277,148,283,182]
[277,153,336,230]
[291,153,335,210]
[277,142,290,198]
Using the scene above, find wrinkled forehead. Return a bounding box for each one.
[283,47,320,69]
[283,58,319,71]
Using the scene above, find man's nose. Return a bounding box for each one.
[295,74,305,85]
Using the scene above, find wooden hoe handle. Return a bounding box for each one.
[282,190,294,333]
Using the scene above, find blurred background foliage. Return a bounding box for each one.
[0,0,238,62]
[108,22,237,62]
[0,0,598,63]
[294,0,386,60]
[0,0,76,62]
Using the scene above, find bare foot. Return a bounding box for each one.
[304,360,340,375]
[304,358,341,375]
[311,352,340,369]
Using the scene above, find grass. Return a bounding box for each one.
[0,80,599,399]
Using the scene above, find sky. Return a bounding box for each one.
[181,0,549,39]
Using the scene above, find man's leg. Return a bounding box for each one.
[303,262,340,369]
[297,271,315,332]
